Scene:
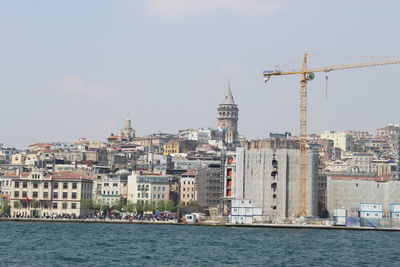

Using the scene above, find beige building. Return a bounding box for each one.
[163,139,198,155]
[12,153,26,165]
[8,170,93,217]
[320,131,354,152]
[180,171,197,205]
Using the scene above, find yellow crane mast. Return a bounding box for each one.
[263,54,400,218]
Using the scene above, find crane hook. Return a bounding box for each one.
[325,75,328,102]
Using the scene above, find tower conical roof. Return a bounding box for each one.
[222,83,235,105]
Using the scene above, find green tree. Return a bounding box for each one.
[165,200,175,212]
[124,201,135,213]
[156,200,165,211]
[144,201,153,212]
[188,201,199,207]
[80,199,93,211]
[0,200,11,214]
[135,200,144,212]
[13,201,20,209]
[113,199,124,212]
[177,201,185,208]
[31,200,39,209]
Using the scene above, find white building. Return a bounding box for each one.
[127,173,169,205]
[8,170,93,217]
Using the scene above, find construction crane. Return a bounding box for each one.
[263,54,400,218]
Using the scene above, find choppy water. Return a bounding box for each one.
[0,222,399,266]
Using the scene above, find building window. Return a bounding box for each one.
[22,191,27,197]
[72,183,77,189]
[23,182,28,188]
[53,192,58,199]
[44,201,49,209]
[71,203,77,209]
[43,192,49,198]
[162,195,165,199]
[33,182,39,189]
[14,191,19,197]
[137,193,140,198]
[63,192,68,199]
[53,202,58,209]
[72,192,77,199]
[33,192,38,198]
[113,183,118,187]
[15,181,20,188]
[54,182,58,189]
[63,183,68,189]
[44,182,49,189]
[104,183,109,186]
[62,203,67,209]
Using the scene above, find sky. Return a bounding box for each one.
[1,0,400,149]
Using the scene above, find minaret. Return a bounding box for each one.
[217,83,239,141]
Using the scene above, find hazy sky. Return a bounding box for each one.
[1,0,400,149]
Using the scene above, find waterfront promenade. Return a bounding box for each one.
[2,217,400,231]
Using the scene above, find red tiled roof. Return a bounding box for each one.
[182,170,198,176]
[52,171,92,180]
[332,172,394,182]
[4,172,30,178]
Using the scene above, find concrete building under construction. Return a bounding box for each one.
[223,139,319,222]
[326,172,400,217]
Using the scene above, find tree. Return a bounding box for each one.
[80,199,93,212]
[124,201,135,213]
[188,201,199,207]
[156,200,165,211]
[177,201,185,209]
[113,199,124,212]
[144,201,153,212]
[31,200,39,209]
[135,200,143,212]
[13,201,20,209]
[165,200,175,212]
[0,200,11,215]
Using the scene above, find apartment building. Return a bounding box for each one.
[8,170,93,217]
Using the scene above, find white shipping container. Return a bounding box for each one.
[253,208,263,216]
[389,204,400,212]
[333,216,346,226]
[245,208,253,216]
[231,215,240,224]
[333,208,346,217]
[244,216,252,224]
[360,203,383,212]
[231,208,239,216]
[360,211,383,219]
[391,212,400,219]
[232,199,253,208]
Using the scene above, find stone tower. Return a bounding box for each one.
[217,83,239,141]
